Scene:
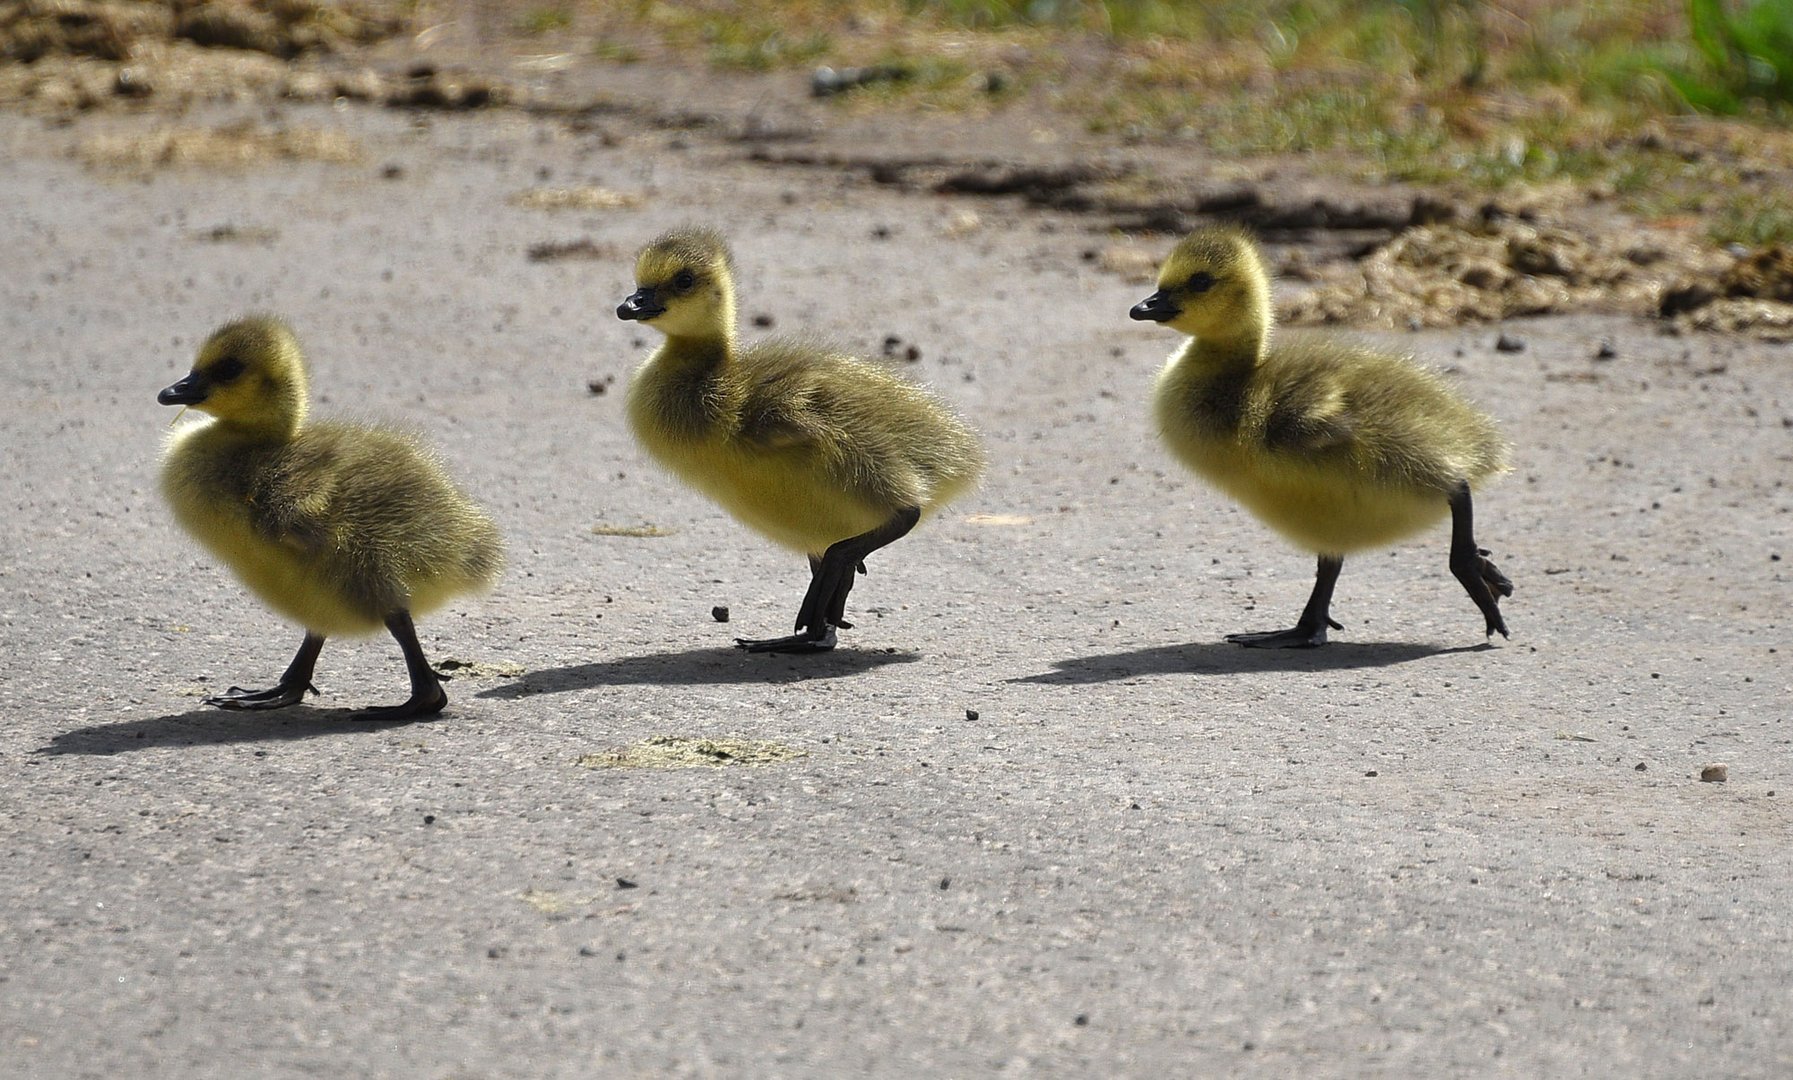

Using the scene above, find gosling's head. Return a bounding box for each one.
[617,227,737,339]
[159,316,309,432]
[1130,227,1272,343]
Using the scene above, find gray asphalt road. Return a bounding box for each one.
[2,98,1790,1079]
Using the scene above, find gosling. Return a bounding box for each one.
[618,227,984,653]
[159,317,502,716]
[1131,227,1512,647]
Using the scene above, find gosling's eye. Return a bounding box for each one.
[1184,272,1215,294]
[673,269,697,291]
[210,357,246,383]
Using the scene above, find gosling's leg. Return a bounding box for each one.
[1448,482,1512,639]
[1226,554,1346,649]
[205,632,325,710]
[738,506,921,654]
[358,610,449,720]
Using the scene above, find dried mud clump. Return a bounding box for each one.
[1,0,402,62]
[0,0,410,109]
[1,0,174,63]
[1660,244,1793,341]
[579,736,807,770]
[174,0,402,59]
[1722,245,1793,303]
[1281,222,1729,330]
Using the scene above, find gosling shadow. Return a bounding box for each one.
[1013,639,1492,686]
[476,644,920,700]
[36,704,442,757]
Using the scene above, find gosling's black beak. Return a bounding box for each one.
[616,287,665,322]
[1129,290,1180,323]
[158,372,208,406]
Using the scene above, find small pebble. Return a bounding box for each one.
[1595,340,1617,360]
[711,605,730,623]
[939,877,950,890]
[965,709,979,721]
[1495,332,1526,353]
[423,814,437,825]
[1364,770,1378,777]
[616,877,639,889]
[1634,762,1647,771]
[752,313,775,328]
[1700,764,1728,783]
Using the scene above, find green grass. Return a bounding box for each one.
[516,6,573,35]
[705,24,831,70]
[1711,191,1793,245]
[1661,0,1793,113]
[585,0,1793,214]
[592,39,642,63]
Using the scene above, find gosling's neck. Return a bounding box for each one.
[210,377,309,444]
[1174,292,1272,372]
[652,329,733,372]
[648,296,739,373]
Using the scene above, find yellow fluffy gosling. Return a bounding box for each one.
[618,227,984,652]
[159,317,502,716]
[1132,227,1512,647]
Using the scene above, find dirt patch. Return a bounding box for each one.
[77,118,360,169]
[1274,221,1732,330]
[1089,217,1746,330]
[527,238,618,262]
[512,186,645,212]
[191,221,279,243]
[579,735,807,770]
[590,522,676,538]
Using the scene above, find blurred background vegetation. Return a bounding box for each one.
[542,0,1793,241]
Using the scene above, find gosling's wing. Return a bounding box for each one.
[734,338,852,454]
[1263,385,1358,455]
[1260,355,1359,456]
[737,375,828,453]
[246,450,339,556]
[735,341,929,509]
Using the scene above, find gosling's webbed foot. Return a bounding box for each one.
[1228,555,1345,648]
[740,509,916,657]
[203,680,318,710]
[204,633,326,711]
[736,626,838,654]
[1225,617,1342,650]
[1451,545,1512,639]
[355,684,448,721]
